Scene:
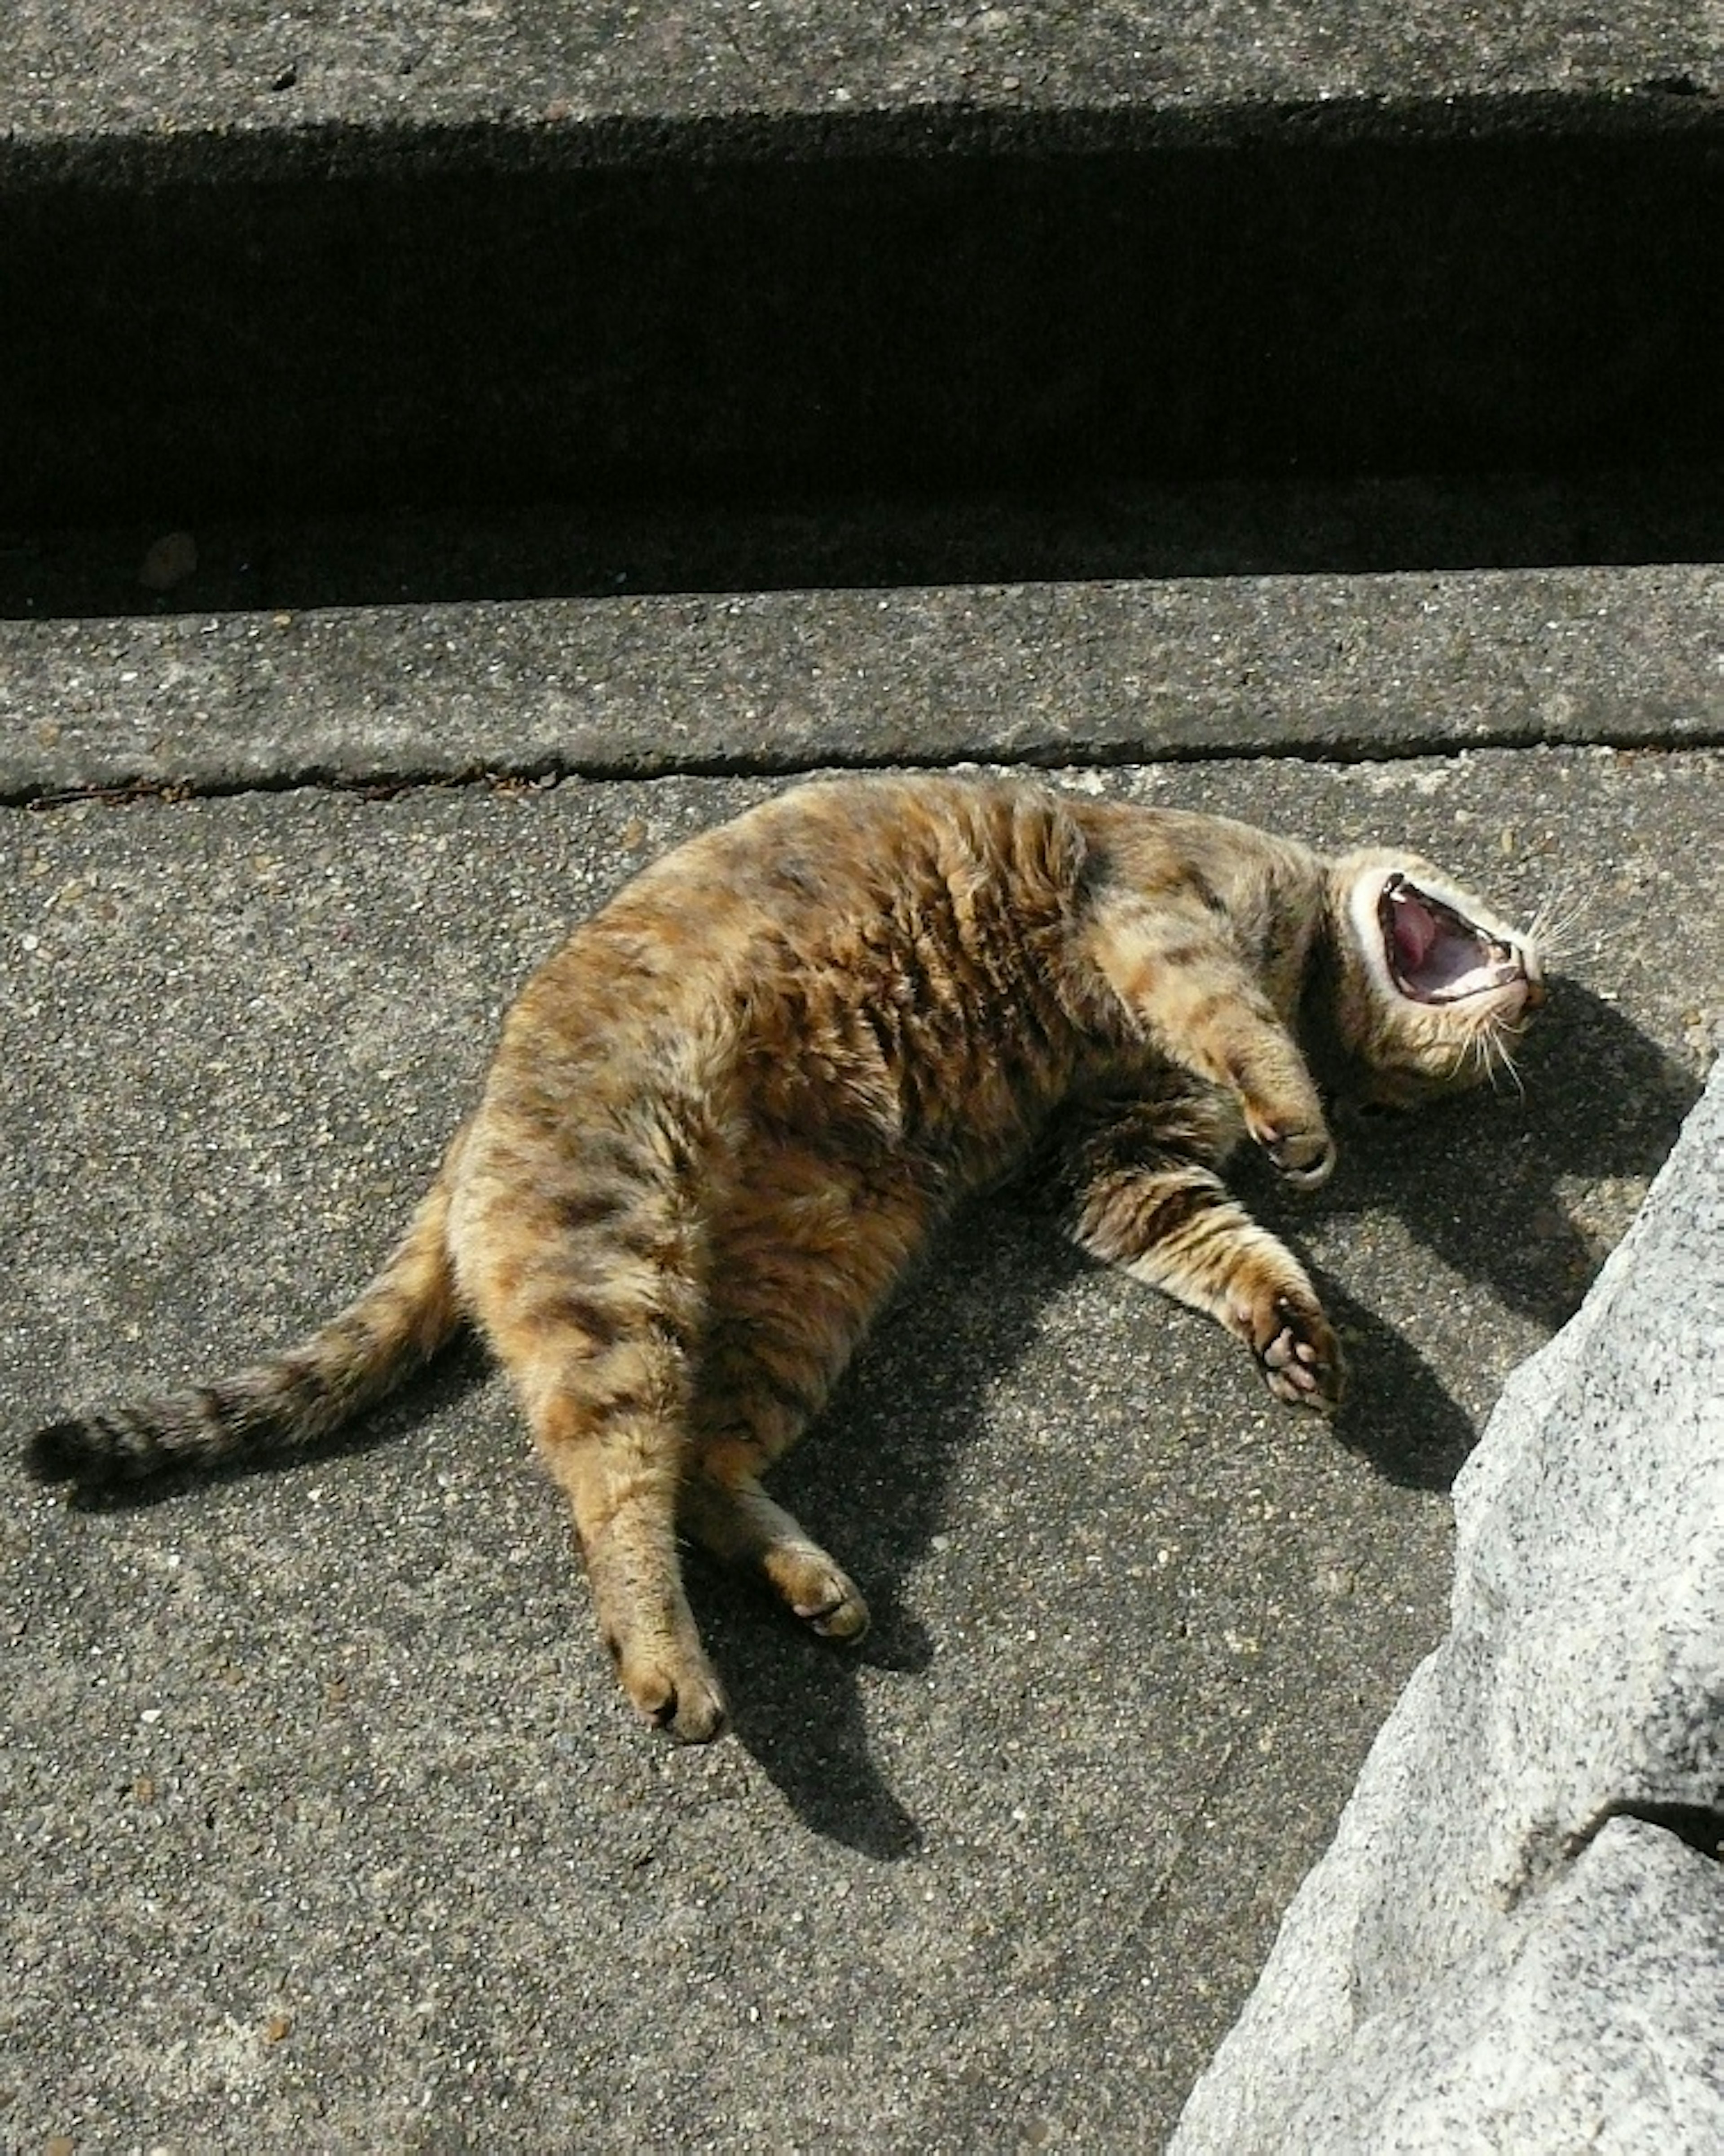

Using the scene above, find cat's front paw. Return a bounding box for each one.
[1253,1292,1345,1412]
[1247,1115,1337,1190]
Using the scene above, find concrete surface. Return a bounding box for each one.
[1172,1059,1724,2152]
[4,566,1722,802]
[3,743,1716,2151]
[7,1,1723,138]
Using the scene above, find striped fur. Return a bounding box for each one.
[27,775,1544,1740]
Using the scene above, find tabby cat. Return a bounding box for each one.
[28,775,1544,1741]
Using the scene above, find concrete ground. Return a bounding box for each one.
[9,0,1723,135]
[3,727,1715,2151]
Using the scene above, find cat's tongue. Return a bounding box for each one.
[1391,892,1440,973]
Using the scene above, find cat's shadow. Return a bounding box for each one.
[686,1213,1062,1858]
[1282,980,1697,1484]
[688,1216,1444,1854]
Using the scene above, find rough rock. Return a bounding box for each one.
[1171,1058,1724,2153]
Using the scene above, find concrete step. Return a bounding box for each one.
[4,561,1721,802]
[4,11,1724,538]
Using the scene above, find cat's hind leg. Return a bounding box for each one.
[455,1169,728,1742]
[682,1332,871,1640]
[678,1151,933,1643]
[681,1459,871,1641]
[535,1380,728,1741]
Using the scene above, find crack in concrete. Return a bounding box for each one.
[9,728,1722,815]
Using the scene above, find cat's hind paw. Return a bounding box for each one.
[682,1475,872,1645]
[1253,1292,1345,1413]
[606,1631,730,1743]
[767,1544,872,1642]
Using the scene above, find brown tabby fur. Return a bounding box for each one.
[28,775,1544,1741]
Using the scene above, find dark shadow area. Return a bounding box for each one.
[10,468,1724,619]
[1313,1279,1480,1492]
[1579,1800,1724,1865]
[1324,982,1696,1324]
[685,1208,1067,1856]
[1256,981,1699,1483]
[685,1568,933,1861]
[4,96,1723,615]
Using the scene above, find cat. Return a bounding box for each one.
[26,774,1544,1741]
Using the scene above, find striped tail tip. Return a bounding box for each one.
[23,1406,184,1487]
[24,1417,110,1486]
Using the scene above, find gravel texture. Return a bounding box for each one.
[6,1,1723,140]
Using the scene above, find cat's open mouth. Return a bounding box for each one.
[1380,875,1523,1004]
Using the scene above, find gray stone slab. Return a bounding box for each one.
[6,1,1722,141]
[1226,1817,1724,2155]
[1172,1051,1724,2153]
[5,565,1722,801]
[3,746,1715,2150]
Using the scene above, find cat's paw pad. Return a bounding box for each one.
[770,1546,871,1642]
[1254,1294,1345,1413]
[609,1636,729,1743]
[1248,1117,1337,1190]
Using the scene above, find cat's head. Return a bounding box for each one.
[1319,851,1545,1109]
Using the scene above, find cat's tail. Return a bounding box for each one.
[25,1157,463,1490]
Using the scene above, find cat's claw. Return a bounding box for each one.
[1255,1294,1344,1413]
[647,1674,730,1744]
[793,1585,871,1641]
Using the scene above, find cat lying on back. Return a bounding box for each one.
[28,775,1544,1741]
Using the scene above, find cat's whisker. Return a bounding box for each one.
[1527,874,1602,966]
[1492,1014,1528,1090]
[1491,1029,1527,1102]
